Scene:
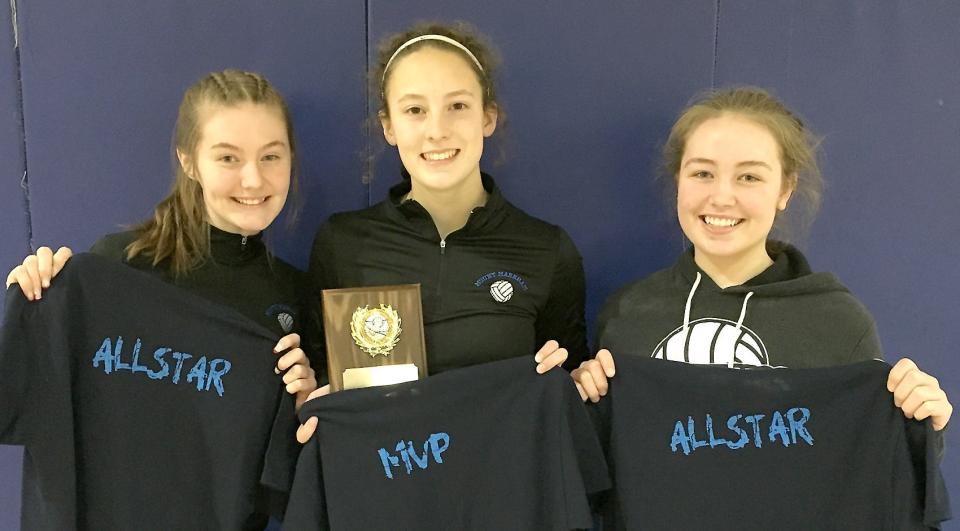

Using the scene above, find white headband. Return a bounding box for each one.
[382,34,484,85]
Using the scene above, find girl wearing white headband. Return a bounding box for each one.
[297,22,588,440]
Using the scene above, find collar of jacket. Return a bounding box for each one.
[208,224,265,265]
[383,172,509,239]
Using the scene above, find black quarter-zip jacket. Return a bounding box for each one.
[306,174,588,376]
[91,226,305,338]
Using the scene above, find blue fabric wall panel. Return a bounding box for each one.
[17,1,368,267]
[716,2,960,519]
[0,445,22,531]
[367,1,717,332]
[0,2,25,527]
[1,3,29,273]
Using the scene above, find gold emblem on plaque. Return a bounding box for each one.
[350,304,402,357]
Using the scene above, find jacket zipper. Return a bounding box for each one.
[437,239,446,301]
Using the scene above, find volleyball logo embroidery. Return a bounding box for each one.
[651,318,769,366]
[277,313,294,333]
[489,280,514,303]
[265,303,297,334]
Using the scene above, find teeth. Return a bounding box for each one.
[234,197,265,206]
[422,149,457,161]
[703,216,741,227]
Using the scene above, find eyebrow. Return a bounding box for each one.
[395,89,477,103]
[209,143,240,151]
[682,157,773,170]
[444,89,475,99]
[259,141,288,150]
[208,141,288,151]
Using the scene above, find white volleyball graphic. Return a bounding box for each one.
[489,280,514,303]
[277,312,294,333]
[651,318,768,366]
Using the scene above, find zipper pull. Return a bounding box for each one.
[440,239,446,255]
[240,235,248,249]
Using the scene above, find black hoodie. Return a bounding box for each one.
[596,242,882,368]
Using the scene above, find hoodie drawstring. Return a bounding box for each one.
[731,291,755,368]
[682,272,702,334]
[735,292,754,330]
[682,272,755,368]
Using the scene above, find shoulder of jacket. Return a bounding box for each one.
[495,203,574,246]
[817,286,876,322]
[89,230,139,260]
[605,267,680,309]
[267,254,304,277]
[328,203,387,225]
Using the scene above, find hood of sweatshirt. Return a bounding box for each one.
[596,241,881,368]
[676,241,848,298]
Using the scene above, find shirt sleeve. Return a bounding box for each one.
[563,376,611,495]
[283,410,329,529]
[535,228,588,369]
[0,287,38,443]
[846,301,884,363]
[908,420,952,528]
[258,390,300,494]
[891,417,952,529]
[305,221,337,385]
[593,288,622,353]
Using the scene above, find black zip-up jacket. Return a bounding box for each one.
[91,226,304,338]
[306,174,588,376]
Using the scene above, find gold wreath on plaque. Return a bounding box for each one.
[350,304,402,357]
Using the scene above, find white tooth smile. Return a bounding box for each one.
[422,149,458,161]
[703,216,742,227]
[234,197,266,206]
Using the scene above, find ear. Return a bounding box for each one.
[778,173,797,211]
[177,149,195,179]
[482,103,499,138]
[379,110,397,146]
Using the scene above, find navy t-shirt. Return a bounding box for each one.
[284,357,610,530]
[0,254,298,530]
[597,356,951,530]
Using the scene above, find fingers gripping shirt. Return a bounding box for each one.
[284,357,610,531]
[0,254,298,531]
[595,357,951,530]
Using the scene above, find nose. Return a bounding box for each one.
[240,161,264,189]
[708,176,736,207]
[425,111,450,141]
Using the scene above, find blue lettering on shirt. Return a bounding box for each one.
[91,336,233,397]
[378,432,450,479]
[670,407,814,455]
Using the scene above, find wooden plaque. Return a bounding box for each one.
[321,284,428,392]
